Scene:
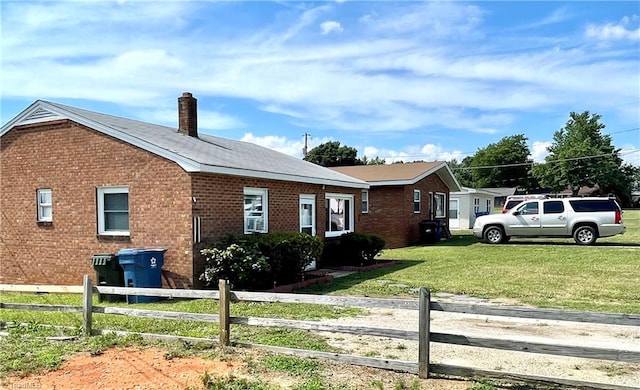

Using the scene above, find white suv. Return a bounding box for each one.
[473,197,625,245]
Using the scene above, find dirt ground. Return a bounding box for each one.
[2,346,472,390]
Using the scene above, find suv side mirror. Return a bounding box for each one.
[512,210,521,216]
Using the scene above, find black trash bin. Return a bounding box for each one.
[418,221,438,245]
[91,253,124,302]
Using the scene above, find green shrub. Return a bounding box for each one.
[321,233,385,267]
[248,232,323,286]
[200,232,322,289]
[199,242,271,290]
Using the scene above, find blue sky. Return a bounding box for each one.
[1,0,639,166]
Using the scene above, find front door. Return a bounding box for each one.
[449,198,460,229]
[300,195,317,270]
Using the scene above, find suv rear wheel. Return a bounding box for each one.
[574,225,597,245]
[484,226,505,244]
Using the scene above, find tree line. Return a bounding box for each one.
[303,111,639,205]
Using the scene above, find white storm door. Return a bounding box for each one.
[449,198,460,229]
[300,195,317,270]
[300,195,316,236]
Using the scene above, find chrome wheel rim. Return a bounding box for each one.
[577,229,593,244]
[486,229,501,243]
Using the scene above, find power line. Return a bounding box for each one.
[452,149,640,171]
[371,127,640,161]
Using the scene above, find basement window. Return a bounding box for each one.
[37,188,53,222]
[97,187,130,236]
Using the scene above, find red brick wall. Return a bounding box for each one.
[360,175,450,248]
[1,119,364,287]
[190,174,361,282]
[0,120,194,286]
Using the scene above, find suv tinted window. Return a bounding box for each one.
[518,201,539,215]
[543,200,564,214]
[569,199,617,212]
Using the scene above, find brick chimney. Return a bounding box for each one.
[178,92,198,137]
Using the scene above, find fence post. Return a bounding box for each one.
[82,275,93,337]
[418,287,431,379]
[219,279,230,346]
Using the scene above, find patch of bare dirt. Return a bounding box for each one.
[2,347,241,390]
[1,346,472,390]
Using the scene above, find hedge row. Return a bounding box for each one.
[199,232,384,290]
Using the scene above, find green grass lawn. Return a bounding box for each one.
[1,212,638,387]
[302,209,640,314]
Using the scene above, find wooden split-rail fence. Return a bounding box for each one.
[1,275,639,390]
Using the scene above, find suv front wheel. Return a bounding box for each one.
[574,225,597,245]
[484,226,505,244]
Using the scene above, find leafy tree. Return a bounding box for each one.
[448,157,474,187]
[361,155,386,165]
[468,135,535,189]
[304,141,362,167]
[531,111,634,200]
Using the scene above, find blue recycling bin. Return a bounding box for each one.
[117,248,166,304]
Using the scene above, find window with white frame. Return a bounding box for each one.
[37,189,53,222]
[473,197,480,214]
[97,187,129,235]
[485,199,492,212]
[244,188,268,233]
[326,193,354,237]
[361,190,369,213]
[413,190,421,213]
[435,193,446,218]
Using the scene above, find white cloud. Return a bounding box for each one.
[585,15,640,41]
[320,21,343,35]
[1,1,638,141]
[361,2,484,37]
[530,141,552,163]
[620,146,640,167]
[241,133,305,157]
[142,108,245,130]
[362,144,465,163]
[509,7,571,31]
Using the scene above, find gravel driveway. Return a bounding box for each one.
[313,294,640,388]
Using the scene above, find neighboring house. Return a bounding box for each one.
[632,191,640,208]
[479,187,518,208]
[449,187,501,230]
[331,162,461,248]
[0,93,368,287]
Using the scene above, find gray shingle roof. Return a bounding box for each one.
[2,100,368,188]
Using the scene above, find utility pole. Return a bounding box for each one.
[302,132,311,157]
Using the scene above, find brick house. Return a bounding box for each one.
[0,93,368,287]
[331,163,461,248]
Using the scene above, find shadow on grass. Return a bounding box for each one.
[427,234,478,247]
[298,260,421,295]
[495,239,640,247]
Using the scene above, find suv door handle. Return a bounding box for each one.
[557,216,566,220]
[531,217,539,221]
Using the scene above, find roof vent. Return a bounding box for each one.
[178,92,198,137]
